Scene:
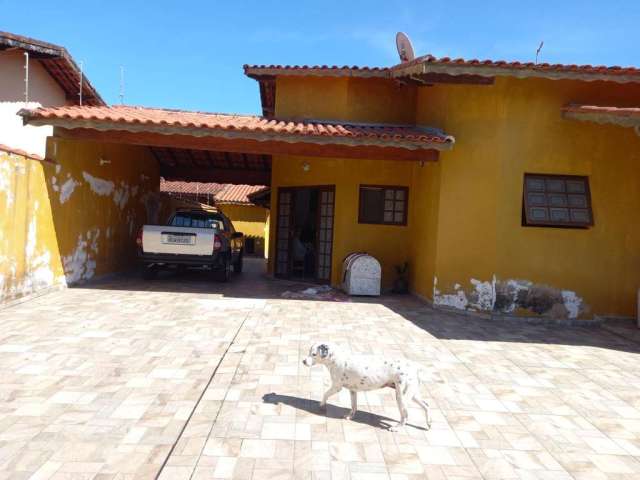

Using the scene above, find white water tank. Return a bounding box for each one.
[342,253,381,296]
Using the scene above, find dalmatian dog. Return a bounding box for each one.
[302,342,431,431]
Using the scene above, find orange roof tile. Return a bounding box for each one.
[160,179,227,196]
[0,144,44,161]
[561,104,640,128]
[244,64,389,78]
[245,55,640,84]
[160,180,268,206]
[392,54,640,83]
[215,184,268,205]
[20,105,454,150]
[562,105,640,117]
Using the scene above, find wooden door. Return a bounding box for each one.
[275,189,293,277]
[316,187,335,282]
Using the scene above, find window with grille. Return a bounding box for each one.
[358,185,408,226]
[522,174,593,228]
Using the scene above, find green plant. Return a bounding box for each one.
[392,261,409,294]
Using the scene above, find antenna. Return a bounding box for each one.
[395,32,416,63]
[535,41,544,65]
[78,61,83,106]
[119,66,125,104]
[24,52,29,103]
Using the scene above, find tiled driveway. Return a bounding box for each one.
[1,259,640,479]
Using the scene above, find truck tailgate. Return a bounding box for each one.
[142,225,215,256]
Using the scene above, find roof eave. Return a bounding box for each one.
[20,112,454,152]
[393,61,640,84]
[562,110,640,128]
[244,66,390,80]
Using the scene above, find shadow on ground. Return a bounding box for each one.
[262,392,428,431]
[75,258,640,354]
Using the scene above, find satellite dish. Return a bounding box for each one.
[396,32,415,63]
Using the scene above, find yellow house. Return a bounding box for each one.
[244,58,640,320]
[10,45,640,322]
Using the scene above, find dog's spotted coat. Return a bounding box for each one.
[302,342,431,430]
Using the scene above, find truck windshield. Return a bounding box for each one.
[170,212,224,230]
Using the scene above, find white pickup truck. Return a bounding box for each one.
[136,208,244,281]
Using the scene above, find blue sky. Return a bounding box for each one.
[3,1,640,114]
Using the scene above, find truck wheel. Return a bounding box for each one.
[215,257,231,282]
[233,252,243,273]
[141,265,158,280]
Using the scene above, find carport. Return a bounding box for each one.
[19,104,449,286]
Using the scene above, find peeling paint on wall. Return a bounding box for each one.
[434,275,588,319]
[0,160,15,207]
[59,176,79,204]
[82,171,114,196]
[114,183,131,210]
[63,229,100,284]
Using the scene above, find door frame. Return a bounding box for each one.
[274,185,335,283]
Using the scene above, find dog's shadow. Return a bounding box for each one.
[262,392,427,431]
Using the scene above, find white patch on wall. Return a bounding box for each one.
[63,229,100,284]
[0,160,15,207]
[469,277,496,311]
[433,277,469,310]
[59,176,79,204]
[19,201,58,295]
[113,183,131,210]
[82,172,114,196]
[561,290,583,319]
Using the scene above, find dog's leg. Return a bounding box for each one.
[389,383,409,432]
[345,390,357,420]
[319,383,341,410]
[412,393,432,430]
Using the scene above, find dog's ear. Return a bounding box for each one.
[318,344,329,358]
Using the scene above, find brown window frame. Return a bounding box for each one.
[522,173,594,228]
[358,185,409,226]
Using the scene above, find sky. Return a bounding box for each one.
[3,0,640,114]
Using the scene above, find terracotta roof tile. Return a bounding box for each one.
[215,184,268,205]
[244,64,389,78]
[392,54,640,83]
[160,180,268,206]
[561,104,640,117]
[244,55,640,83]
[561,104,640,129]
[20,105,454,149]
[0,144,44,161]
[160,179,227,196]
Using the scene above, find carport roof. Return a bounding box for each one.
[19,105,454,152]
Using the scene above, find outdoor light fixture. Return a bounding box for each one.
[99,157,111,166]
[302,162,310,172]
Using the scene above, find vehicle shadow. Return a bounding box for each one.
[262,392,428,431]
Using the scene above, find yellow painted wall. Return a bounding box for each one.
[0,138,159,303]
[414,77,640,318]
[268,155,414,289]
[275,76,416,123]
[273,72,640,318]
[217,203,268,256]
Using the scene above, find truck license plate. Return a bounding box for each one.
[165,234,194,244]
